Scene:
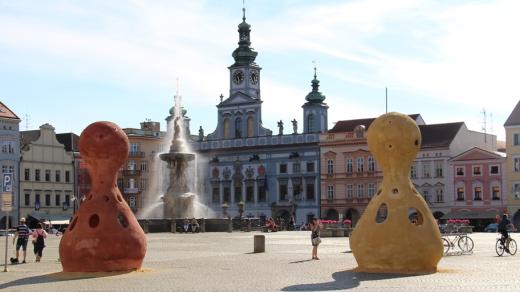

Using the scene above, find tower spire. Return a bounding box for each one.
[231,3,257,67]
[305,61,326,104]
[242,0,246,21]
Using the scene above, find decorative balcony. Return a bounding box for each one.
[124,187,140,194]
[128,151,145,158]
[123,169,141,176]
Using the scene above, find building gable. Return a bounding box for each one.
[450,147,503,162]
[219,92,259,107]
[504,100,520,126]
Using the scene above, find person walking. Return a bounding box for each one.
[32,223,47,262]
[310,218,322,260]
[12,217,30,264]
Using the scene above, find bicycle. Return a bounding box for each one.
[442,233,474,255]
[496,234,517,256]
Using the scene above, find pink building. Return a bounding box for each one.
[448,147,506,230]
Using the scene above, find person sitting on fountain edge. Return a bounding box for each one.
[183,217,190,233]
[191,218,199,233]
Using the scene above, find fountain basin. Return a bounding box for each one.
[159,152,195,162]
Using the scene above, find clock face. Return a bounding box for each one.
[240,33,248,41]
[250,71,258,85]
[233,70,244,85]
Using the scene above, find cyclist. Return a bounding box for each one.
[498,214,513,252]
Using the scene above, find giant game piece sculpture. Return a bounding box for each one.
[59,121,147,272]
[350,112,443,273]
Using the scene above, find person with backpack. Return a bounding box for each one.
[32,223,47,262]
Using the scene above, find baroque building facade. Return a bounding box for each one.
[504,100,520,226]
[20,124,74,227]
[190,11,328,224]
[319,114,497,228]
[0,101,21,227]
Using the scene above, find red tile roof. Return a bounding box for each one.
[504,100,520,126]
[0,101,20,120]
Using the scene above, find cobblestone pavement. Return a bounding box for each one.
[0,232,518,291]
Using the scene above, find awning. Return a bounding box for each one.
[43,220,70,225]
[441,210,500,220]
[29,212,71,222]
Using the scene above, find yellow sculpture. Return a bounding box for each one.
[350,112,443,274]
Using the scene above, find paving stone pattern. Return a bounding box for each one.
[0,232,519,291]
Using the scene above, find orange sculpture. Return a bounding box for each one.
[59,121,147,272]
[350,112,443,274]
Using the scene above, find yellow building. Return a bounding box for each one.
[20,124,74,227]
[505,100,520,225]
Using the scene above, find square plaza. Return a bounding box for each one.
[1,231,519,291]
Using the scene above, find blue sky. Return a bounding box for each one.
[0,0,518,141]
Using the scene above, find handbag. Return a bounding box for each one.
[312,237,322,245]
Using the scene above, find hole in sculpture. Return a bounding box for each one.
[103,196,109,202]
[388,144,393,149]
[117,195,123,203]
[69,216,78,231]
[376,189,382,195]
[87,194,92,200]
[392,188,399,194]
[376,203,388,223]
[408,208,423,226]
[89,214,100,228]
[414,139,419,146]
[118,213,128,228]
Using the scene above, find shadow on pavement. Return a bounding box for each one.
[282,269,417,291]
[0,271,133,290]
[288,259,314,264]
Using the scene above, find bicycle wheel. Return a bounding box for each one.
[496,239,505,256]
[442,238,450,255]
[458,235,474,252]
[508,239,517,255]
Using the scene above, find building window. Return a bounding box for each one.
[473,166,482,176]
[307,114,315,133]
[35,169,40,181]
[515,157,520,172]
[45,194,51,206]
[24,168,30,180]
[55,170,61,182]
[327,160,334,175]
[140,178,147,190]
[45,169,51,182]
[279,164,287,174]
[35,194,40,206]
[474,186,482,200]
[65,195,70,206]
[258,185,266,202]
[117,178,124,189]
[456,167,465,176]
[223,118,230,139]
[457,187,464,201]
[346,159,353,173]
[129,196,136,208]
[356,157,364,173]
[490,165,499,175]
[56,194,61,206]
[306,183,315,201]
[130,143,139,153]
[247,116,254,137]
[140,161,148,172]
[435,189,443,203]
[127,160,136,170]
[223,187,231,203]
[514,133,520,146]
[357,184,364,198]
[346,184,353,198]
[212,187,220,203]
[434,161,443,178]
[292,163,301,173]
[422,162,431,178]
[246,185,254,202]
[293,183,301,200]
[306,162,315,172]
[65,171,70,182]
[24,193,30,206]
[368,183,376,197]
[327,185,334,201]
[368,156,375,172]
[235,117,242,138]
[492,186,500,200]
[410,164,417,179]
[234,186,242,203]
[279,184,288,201]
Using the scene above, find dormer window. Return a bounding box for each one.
[354,125,365,139]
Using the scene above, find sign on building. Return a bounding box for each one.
[2,173,13,193]
[0,192,12,212]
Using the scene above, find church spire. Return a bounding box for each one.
[231,4,257,67]
[305,62,326,103]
